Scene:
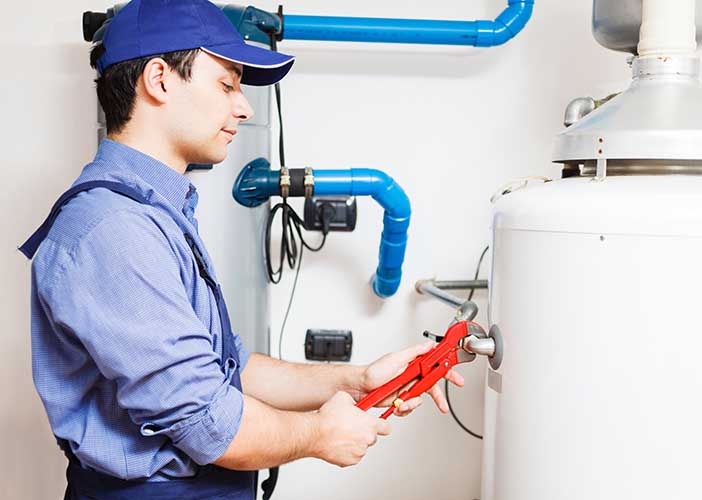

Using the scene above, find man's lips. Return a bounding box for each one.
[221,129,237,140]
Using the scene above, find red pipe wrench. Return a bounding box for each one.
[355,320,485,419]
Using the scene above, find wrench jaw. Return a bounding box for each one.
[456,347,477,364]
[467,322,487,338]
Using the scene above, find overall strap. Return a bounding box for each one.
[20,180,242,386]
[183,233,243,390]
[19,181,149,260]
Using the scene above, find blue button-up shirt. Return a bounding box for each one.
[30,139,250,480]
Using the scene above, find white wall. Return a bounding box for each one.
[2,1,629,499]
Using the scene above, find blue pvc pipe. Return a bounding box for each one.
[232,160,411,298]
[283,0,533,47]
[314,169,411,298]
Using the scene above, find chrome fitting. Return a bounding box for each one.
[461,335,496,358]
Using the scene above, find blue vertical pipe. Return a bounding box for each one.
[313,169,411,298]
[282,0,533,47]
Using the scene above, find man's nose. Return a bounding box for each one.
[233,91,254,122]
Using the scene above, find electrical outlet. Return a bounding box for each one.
[305,330,353,362]
[304,196,357,232]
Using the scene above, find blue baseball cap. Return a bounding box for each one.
[95,0,294,86]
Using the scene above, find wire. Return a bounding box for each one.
[267,204,327,359]
[265,32,329,360]
[445,378,483,440]
[446,244,490,439]
[278,245,303,360]
[468,245,489,301]
[270,34,285,167]
[265,201,326,284]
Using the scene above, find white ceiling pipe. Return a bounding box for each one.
[638,0,697,56]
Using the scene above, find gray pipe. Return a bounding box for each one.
[415,279,479,321]
[432,279,488,291]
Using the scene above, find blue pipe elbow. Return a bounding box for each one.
[314,169,411,298]
[281,0,533,47]
[475,0,534,47]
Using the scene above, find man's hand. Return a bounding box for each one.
[312,391,391,467]
[359,341,465,417]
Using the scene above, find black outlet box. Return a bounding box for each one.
[304,196,357,232]
[305,330,352,362]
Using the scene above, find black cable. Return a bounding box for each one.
[265,202,326,285]
[264,33,331,360]
[446,245,490,439]
[468,245,489,301]
[278,244,303,360]
[270,34,286,167]
[268,205,329,360]
[445,378,483,440]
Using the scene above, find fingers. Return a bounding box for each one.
[394,396,423,417]
[445,369,465,387]
[427,384,449,413]
[375,418,391,436]
[385,341,436,378]
[367,433,378,447]
[397,341,435,364]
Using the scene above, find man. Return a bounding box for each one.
[21,0,464,498]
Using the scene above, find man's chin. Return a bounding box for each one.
[209,152,227,166]
[188,150,227,167]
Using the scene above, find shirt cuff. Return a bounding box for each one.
[152,383,244,466]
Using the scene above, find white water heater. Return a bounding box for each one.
[482,1,702,498]
[484,176,702,499]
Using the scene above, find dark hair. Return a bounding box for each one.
[89,44,200,134]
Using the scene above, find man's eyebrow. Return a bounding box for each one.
[226,64,243,79]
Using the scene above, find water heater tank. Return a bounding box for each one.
[482,1,702,497]
[482,176,702,499]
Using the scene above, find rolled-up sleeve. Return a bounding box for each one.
[43,208,242,465]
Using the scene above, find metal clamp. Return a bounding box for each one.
[304,166,314,198]
[279,166,290,199]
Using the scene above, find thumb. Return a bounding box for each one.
[376,418,391,436]
[385,341,435,378]
[394,341,434,365]
[333,391,357,405]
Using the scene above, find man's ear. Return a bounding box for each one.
[140,58,170,104]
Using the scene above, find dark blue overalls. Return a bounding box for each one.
[20,180,270,500]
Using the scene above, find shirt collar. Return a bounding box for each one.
[95,139,198,214]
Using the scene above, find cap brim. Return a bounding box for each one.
[201,44,295,86]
